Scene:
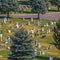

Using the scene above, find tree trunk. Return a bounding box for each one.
[7,11,9,20]
[38,13,40,19]
[58,6,60,12]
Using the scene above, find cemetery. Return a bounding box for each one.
[0,18,60,60]
[0,0,60,60]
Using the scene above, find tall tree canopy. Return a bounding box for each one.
[50,0,60,11]
[30,0,47,19]
[0,0,19,17]
[54,20,60,49]
[8,28,35,60]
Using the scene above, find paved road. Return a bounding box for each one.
[0,13,60,20]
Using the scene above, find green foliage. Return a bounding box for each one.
[50,0,60,11]
[0,0,19,15]
[54,20,60,49]
[30,0,47,14]
[30,0,47,19]
[8,28,35,60]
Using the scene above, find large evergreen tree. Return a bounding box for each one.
[0,0,19,18]
[50,0,60,11]
[8,28,35,60]
[54,20,60,49]
[30,0,47,19]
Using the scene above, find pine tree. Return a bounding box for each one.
[0,0,19,18]
[30,0,47,19]
[54,20,60,49]
[8,28,35,60]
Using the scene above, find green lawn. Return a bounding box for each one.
[0,18,60,60]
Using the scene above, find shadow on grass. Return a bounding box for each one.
[35,56,49,60]
[35,55,60,60]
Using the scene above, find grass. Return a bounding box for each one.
[0,18,60,60]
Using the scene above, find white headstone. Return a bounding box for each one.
[16,22,19,28]
[8,30,11,33]
[46,23,49,27]
[28,21,30,25]
[42,27,44,31]
[4,17,7,24]
[23,18,25,20]
[37,21,40,26]
[49,56,53,60]
[46,30,49,34]
[37,42,41,48]
[31,18,33,22]
[0,34,3,41]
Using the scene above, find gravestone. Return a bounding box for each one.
[23,18,25,21]
[46,23,49,27]
[46,30,49,34]
[41,50,45,55]
[37,21,40,26]
[31,18,33,22]
[21,23,25,28]
[42,27,44,31]
[37,42,41,48]
[37,29,40,36]
[7,36,11,42]
[27,21,30,25]
[49,56,53,60]
[48,29,50,33]
[8,30,11,33]
[16,22,19,28]
[4,17,7,24]
[0,33,3,41]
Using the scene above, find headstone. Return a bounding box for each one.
[42,27,44,31]
[46,23,49,27]
[27,21,30,25]
[0,55,3,58]
[8,30,11,33]
[49,44,52,49]
[31,18,33,22]
[49,56,53,60]
[48,29,50,33]
[4,17,7,24]
[0,34,3,41]
[37,29,40,36]
[8,46,10,49]
[54,22,56,24]
[16,22,19,28]
[21,23,25,28]
[37,21,40,26]
[41,50,45,55]
[31,30,34,34]
[7,36,11,42]
[23,18,25,20]
[44,25,46,27]
[46,30,49,34]
[50,22,53,25]
[37,42,41,48]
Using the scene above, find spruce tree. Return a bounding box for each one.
[54,20,60,49]
[30,0,47,19]
[8,28,35,60]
